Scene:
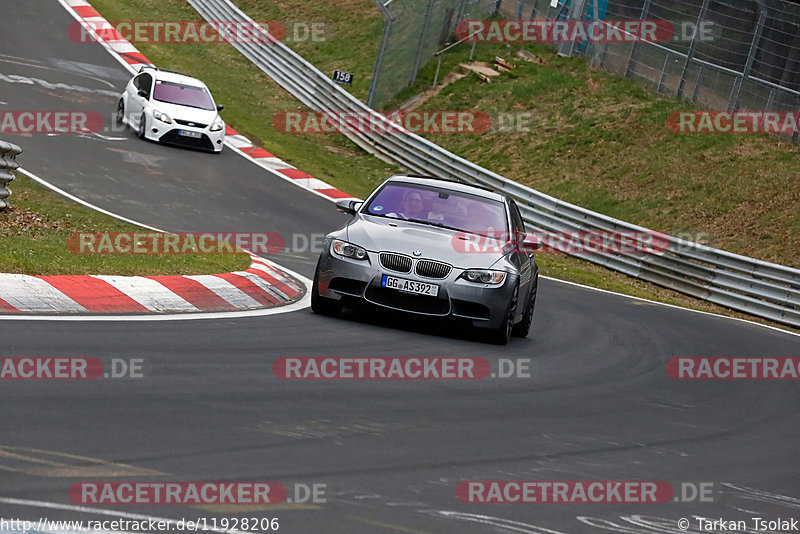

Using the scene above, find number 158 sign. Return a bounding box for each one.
[332,70,353,86]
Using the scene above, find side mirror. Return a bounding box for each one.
[137,89,148,98]
[521,233,541,251]
[217,105,225,111]
[335,199,361,215]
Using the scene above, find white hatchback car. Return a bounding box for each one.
[116,66,225,153]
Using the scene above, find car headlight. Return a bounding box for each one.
[154,111,172,124]
[460,269,506,285]
[210,119,224,132]
[331,239,369,261]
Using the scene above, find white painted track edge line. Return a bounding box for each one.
[541,275,800,338]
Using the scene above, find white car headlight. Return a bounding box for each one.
[460,269,506,285]
[154,111,172,124]
[331,239,369,261]
[210,119,224,132]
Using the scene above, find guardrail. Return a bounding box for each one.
[189,0,800,328]
[0,141,22,212]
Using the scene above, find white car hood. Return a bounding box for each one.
[151,101,219,126]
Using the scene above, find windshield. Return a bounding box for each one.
[363,182,508,236]
[153,80,215,110]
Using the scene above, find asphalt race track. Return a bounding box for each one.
[1,2,799,533]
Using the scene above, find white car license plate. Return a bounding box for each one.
[381,275,439,297]
[178,130,202,138]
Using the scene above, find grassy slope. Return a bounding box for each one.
[0,173,249,275]
[86,0,799,330]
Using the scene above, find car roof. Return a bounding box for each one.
[155,71,207,87]
[138,67,206,88]
[385,175,506,203]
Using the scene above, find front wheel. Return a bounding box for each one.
[116,99,125,126]
[310,265,342,316]
[486,283,518,345]
[512,273,538,338]
[137,113,146,139]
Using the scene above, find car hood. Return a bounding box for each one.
[346,215,504,270]
[151,102,220,125]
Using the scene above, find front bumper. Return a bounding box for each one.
[316,247,516,330]
[146,121,225,152]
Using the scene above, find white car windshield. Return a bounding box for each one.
[364,183,508,236]
[153,80,215,111]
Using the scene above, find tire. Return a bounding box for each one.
[116,99,125,126]
[311,264,342,317]
[487,282,518,345]
[512,273,538,338]
[137,113,146,139]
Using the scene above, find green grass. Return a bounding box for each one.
[84,0,800,331]
[0,173,250,275]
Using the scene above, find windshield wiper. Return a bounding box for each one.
[404,219,465,233]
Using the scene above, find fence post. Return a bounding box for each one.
[677,0,711,99]
[367,1,393,108]
[411,0,436,86]
[624,0,653,78]
[0,141,22,212]
[455,0,468,27]
[728,6,767,112]
[558,0,588,57]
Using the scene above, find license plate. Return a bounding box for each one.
[381,275,439,297]
[178,130,202,138]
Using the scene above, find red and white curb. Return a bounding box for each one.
[61,0,358,202]
[0,254,302,314]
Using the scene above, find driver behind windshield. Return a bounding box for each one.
[387,190,427,220]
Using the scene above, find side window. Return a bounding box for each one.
[510,200,525,234]
[134,74,152,98]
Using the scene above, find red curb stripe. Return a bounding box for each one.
[146,276,237,312]
[243,147,276,159]
[37,276,149,313]
[0,296,19,313]
[73,5,101,18]
[105,28,127,42]
[122,51,150,65]
[317,188,353,199]
[276,168,313,180]
[245,268,300,299]
[225,125,241,136]
[212,273,282,306]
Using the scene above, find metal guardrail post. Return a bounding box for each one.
[0,141,22,212]
[677,0,711,99]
